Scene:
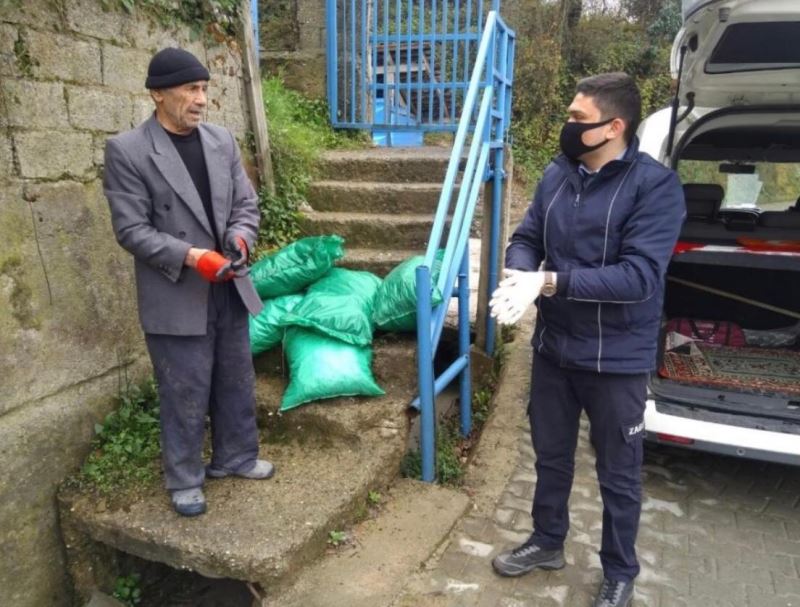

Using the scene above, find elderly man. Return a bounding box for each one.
[103,47,273,517]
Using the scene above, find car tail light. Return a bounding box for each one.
[656,433,695,445]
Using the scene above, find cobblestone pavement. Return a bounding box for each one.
[395,336,800,607]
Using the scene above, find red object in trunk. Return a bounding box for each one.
[673,241,706,254]
[737,237,800,253]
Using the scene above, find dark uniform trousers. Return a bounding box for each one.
[528,352,647,582]
[145,281,259,491]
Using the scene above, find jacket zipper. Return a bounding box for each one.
[560,187,582,367]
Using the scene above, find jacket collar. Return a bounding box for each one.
[144,114,227,241]
[554,135,640,190]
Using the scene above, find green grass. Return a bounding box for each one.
[256,76,368,253]
[76,379,162,495]
[400,419,465,486]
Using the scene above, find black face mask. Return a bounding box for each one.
[559,118,615,161]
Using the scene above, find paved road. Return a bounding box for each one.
[396,366,800,606]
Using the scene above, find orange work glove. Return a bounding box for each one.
[195,251,234,282]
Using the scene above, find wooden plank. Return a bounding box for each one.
[241,1,276,195]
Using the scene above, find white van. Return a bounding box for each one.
[637,0,800,464]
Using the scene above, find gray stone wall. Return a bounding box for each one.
[259,0,326,97]
[0,2,253,605]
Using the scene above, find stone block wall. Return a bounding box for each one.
[259,0,326,97]
[0,2,254,605]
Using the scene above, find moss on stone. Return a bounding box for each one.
[0,256,41,330]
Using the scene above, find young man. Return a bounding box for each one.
[103,48,274,517]
[489,73,685,607]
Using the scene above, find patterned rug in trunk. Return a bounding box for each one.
[659,343,800,398]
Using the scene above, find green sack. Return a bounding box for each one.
[280,327,385,411]
[251,235,345,299]
[372,249,446,332]
[249,294,304,355]
[281,268,382,346]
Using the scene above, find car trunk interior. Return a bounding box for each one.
[653,113,800,421]
[654,257,800,422]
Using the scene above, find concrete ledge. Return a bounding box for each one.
[58,337,419,603]
[264,479,470,607]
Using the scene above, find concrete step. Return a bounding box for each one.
[337,247,422,277]
[262,479,470,607]
[59,337,419,603]
[308,181,457,215]
[59,414,409,599]
[317,147,454,183]
[299,211,442,249]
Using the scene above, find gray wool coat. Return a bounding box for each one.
[104,114,263,335]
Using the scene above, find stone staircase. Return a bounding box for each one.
[58,146,473,605]
[302,146,457,276]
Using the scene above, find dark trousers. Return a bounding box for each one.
[528,352,647,582]
[145,282,259,491]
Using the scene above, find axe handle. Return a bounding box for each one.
[666,276,800,321]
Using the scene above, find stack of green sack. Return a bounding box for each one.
[248,235,446,412]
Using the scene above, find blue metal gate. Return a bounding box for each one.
[326,0,492,135]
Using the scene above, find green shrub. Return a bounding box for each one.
[113,573,143,607]
[78,380,161,495]
[257,76,366,251]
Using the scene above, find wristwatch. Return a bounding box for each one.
[541,272,557,297]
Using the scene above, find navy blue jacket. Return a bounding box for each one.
[506,137,685,374]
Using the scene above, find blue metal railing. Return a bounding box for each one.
[326,0,487,132]
[413,9,515,482]
[323,0,514,481]
[250,0,260,55]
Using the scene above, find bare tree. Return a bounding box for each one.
[560,0,583,64]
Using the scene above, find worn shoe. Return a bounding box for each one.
[593,578,634,607]
[171,487,206,517]
[206,459,275,480]
[491,536,565,577]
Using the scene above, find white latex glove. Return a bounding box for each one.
[489,269,545,325]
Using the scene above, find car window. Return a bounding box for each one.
[707,22,800,74]
[678,160,800,211]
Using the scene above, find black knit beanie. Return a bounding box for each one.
[145,48,210,89]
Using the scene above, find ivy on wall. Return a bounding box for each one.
[98,0,243,36]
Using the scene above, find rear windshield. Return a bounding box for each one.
[707,22,800,73]
[678,160,800,211]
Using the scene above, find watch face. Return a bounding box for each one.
[541,284,557,296]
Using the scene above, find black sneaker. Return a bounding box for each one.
[491,536,565,577]
[593,578,634,607]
